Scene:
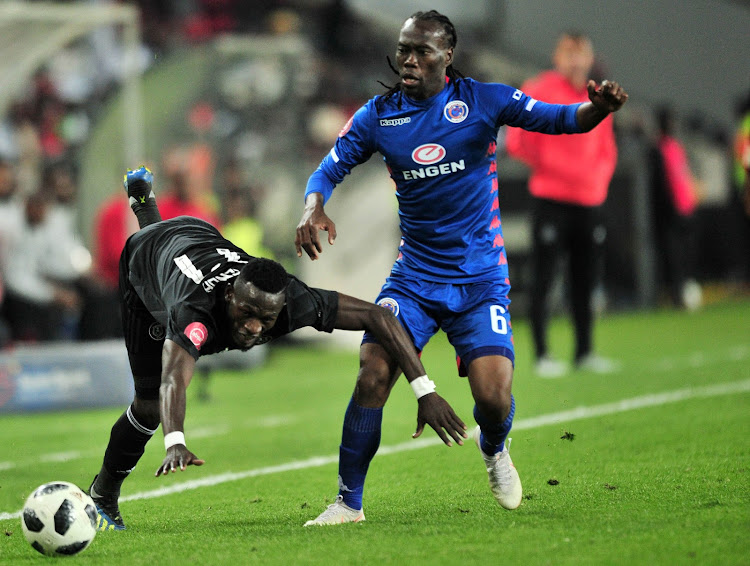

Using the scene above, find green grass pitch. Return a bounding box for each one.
[1,300,748,564]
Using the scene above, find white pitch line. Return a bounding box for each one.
[3,377,747,522]
[3,345,747,473]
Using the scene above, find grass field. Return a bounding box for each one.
[1,300,748,564]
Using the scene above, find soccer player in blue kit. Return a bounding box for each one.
[296,10,628,524]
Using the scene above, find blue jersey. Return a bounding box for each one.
[306,78,582,283]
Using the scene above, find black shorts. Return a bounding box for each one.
[119,245,164,400]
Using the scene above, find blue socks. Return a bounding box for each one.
[338,397,382,510]
[474,394,515,455]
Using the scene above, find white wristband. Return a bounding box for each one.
[164,431,185,450]
[410,375,436,400]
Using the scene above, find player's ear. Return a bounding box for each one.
[445,46,453,67]
[225,283,234,302]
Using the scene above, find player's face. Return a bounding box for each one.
[396,18,453,100]
[553,35,594,88]
[225,281,285,350]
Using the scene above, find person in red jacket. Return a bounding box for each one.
[648,106,702,310]
[505,32,618,377]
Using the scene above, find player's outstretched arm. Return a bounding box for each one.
[334,293,467,446]
[295,192,337,260]
[576,80,629,132]
[155,339,205,476]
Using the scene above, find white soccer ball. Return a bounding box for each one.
[21,481,97,557]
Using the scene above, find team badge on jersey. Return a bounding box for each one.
[148,322,165,341]
[443,100,469,123]
[184,322,208,350]
[377,297,400,317]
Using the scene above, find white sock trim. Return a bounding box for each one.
[126,405,157,436]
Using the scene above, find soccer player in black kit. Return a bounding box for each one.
[89,167,466,530]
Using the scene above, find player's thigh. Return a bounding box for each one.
[362,275,439,352]
[121,297,164,404]
[444,280,515,377]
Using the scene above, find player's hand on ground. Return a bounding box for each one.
[295,204,337,260]
[413,392,467,447]
[155,445,205,477]
[587,80,628,113]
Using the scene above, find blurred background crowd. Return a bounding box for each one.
[0,0,747,348]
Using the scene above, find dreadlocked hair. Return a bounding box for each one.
[238,258,289,294]
[377,10,464,111]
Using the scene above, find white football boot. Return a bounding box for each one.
[303,495,365,526]
[473,426,523,509]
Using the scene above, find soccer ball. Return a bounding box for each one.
[21,481,97,557]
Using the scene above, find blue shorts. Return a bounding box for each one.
[362,274,515,376]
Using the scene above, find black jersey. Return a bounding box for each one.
[122,216,338,359]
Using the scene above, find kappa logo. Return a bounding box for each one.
[411,143,446,165]
[148,322,165,341]
[379,117,411,127]
[443,100,469,123]
[377,297,400,317]
[184,322,208,350]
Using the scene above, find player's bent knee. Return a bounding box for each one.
[132,397,160,429]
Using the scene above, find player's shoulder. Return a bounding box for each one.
[458,77,519,105]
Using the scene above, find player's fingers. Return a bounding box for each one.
[305,225,322,257]
[413,420,424,439]
[443,420,464,445]
[294,231,303,257]
[327,222,337,245]
[436,428,453,447]
[300,234,319,260]
[192,459,205,467]
[429,423,452,447]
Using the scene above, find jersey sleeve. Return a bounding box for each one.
[476,82,582,135]
[305,101,377,204]
[266,276,339,339]
[167,304,216,360]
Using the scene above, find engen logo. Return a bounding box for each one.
[184,322,208,351]
[411,143,446,165]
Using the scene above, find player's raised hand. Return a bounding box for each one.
[413,392,467,447]
[587,79,628,113]
[155,445,205,476]
[295,197,337,260]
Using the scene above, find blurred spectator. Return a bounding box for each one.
[6,104,43,198]
[505,31,619,376]
[733,89,750,284]
[648,106,703,310]
[159,145,221,227]
[221,186,274,259]
[0,160,20,348]
[3,192,83,342]
[92,192,137,293]
[0,160,23,275]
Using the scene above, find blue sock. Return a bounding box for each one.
[474,394,515,455]
[338,397,382,510]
